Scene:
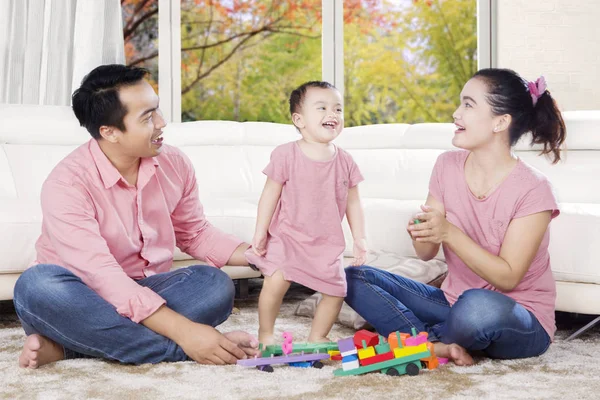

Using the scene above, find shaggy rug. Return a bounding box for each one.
[1,282,599,400]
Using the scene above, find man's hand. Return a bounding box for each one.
[178,323,247,365]
[223,330,261,357]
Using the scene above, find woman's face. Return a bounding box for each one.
[452,77,504,151]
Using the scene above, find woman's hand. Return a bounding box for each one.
[408,205,452,244]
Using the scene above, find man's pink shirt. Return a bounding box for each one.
[430,150,559,339]
[34,139,242,322]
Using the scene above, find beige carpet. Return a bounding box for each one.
[1,283,600,400]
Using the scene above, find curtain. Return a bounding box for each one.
[0,0,125,105]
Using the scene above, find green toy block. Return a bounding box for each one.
[375,342,391,355]
[413,219,422,224]
[333,349,430,377]
[261,342,339,357]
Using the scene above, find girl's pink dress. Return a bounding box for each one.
[246,141,364,296]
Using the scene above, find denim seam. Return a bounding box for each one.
[357,272,417,331]
[373,269,450,307]
[14,300,116,361]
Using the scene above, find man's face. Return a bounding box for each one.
[115,80,166,158]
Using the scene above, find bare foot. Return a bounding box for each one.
[258,332,275,348]
[433,342,474,366]
[18,335,64,369]
[307,336,332,343]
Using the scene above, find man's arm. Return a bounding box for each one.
[171,153,246,267]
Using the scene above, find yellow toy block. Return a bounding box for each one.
[393,343,428,358]
[357,346,376,360]
[328,350,340,356]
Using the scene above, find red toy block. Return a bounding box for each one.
[359,351,395,366]
[353,330,379,348]
[331,354,343,361]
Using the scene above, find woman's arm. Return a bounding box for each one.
[410,208,552,291]
[251,178,283,256]
[410,194,443,261]
[346,185,367,266]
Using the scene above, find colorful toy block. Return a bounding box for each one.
[359,351,395,366]
[393,343,428,359]
[342,359,360,371]
[337,337,355,353]
[405,332,428,346]
[387,331,410,350]
[342,353,358,363]
[375,335,391,354]
[353,330,379,348]
[357,346,376,360]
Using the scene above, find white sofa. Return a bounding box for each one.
[1,105,600,331]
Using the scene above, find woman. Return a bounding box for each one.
[345,68,566,365]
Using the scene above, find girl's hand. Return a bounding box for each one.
[350,238,368,266]
[408,205,451,244]
[251,231,268,256]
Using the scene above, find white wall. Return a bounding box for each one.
[496,0,600,111]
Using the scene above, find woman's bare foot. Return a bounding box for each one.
[433,342,474,366]
[18,334,64,369]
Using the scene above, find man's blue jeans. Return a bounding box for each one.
[13,264,235,364]
[345,266,551,359]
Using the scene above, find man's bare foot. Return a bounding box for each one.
[433,342,474,366]
[18,335,64,369]
[307,336,332,343]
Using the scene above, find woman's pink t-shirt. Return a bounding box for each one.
[429,150,559,339]
[246,141,364,297]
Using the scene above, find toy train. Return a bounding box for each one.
[334,328,446,377]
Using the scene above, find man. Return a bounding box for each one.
[13,64,259,368]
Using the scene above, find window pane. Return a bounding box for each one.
[344,0,477,126]
[122,0,159,91]
[180,0,322,122]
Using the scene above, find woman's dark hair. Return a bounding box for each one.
[473,68,566,163]
[289,81,337,116]
[72,64,149,139]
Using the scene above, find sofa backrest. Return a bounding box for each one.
[1,104,599,206]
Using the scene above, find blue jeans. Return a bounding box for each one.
[345,266,551,359]
[13,264,235,364]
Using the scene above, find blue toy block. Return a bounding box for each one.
[342,354,358,363]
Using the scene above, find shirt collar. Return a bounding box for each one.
[89,139,159,189]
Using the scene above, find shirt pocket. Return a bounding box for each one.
[335,179,349,202]
[486,218,508,249]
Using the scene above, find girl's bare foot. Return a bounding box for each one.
[433,342,474,366]
[307,336,332,343]
[258,332,275,348]
[18,334,64,369]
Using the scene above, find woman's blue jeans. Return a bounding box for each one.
[13,264,235,364]
[345,266,551,359]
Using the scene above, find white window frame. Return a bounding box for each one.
[157,0,493,123]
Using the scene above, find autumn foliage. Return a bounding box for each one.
[122,0,476,125]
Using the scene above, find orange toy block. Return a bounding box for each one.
[359,351,395,366]
[421,342,440,370]
[353,330,379,348]
[387,332,410,350]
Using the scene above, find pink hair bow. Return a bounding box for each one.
[527,76,547,106]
